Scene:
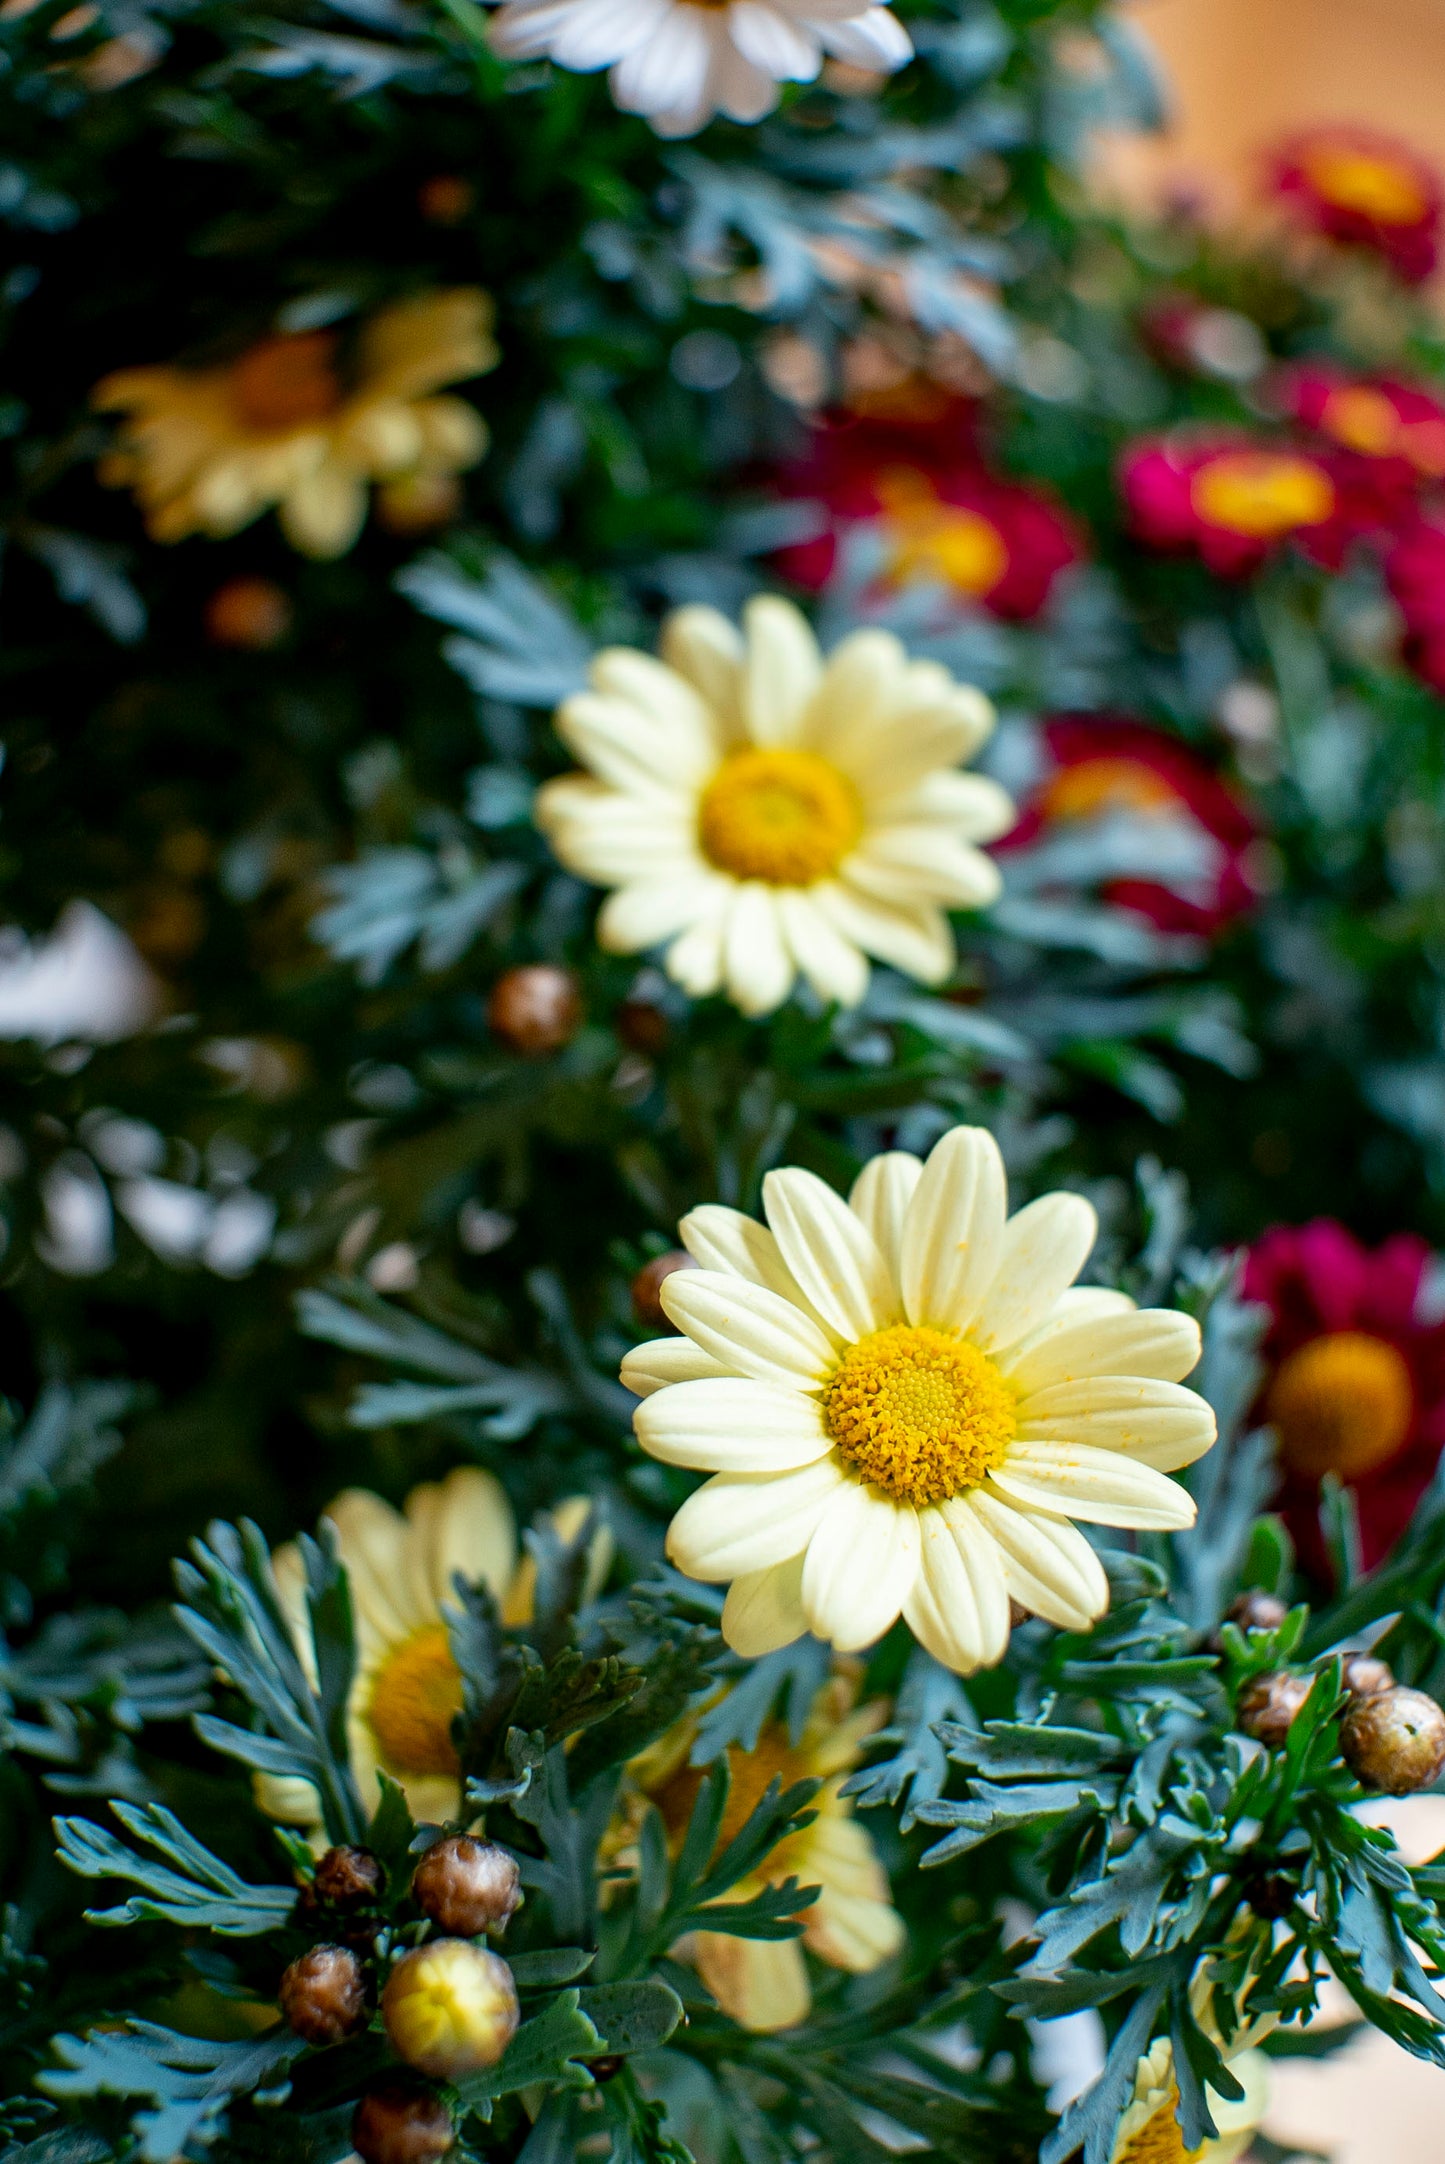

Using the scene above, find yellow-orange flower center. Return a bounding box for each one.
[1039,757,1181,824]
[824,1324,1015,1506]
[230,331,343,432]
[1300,145,1430,226]
[877,470,1010,598]
[366,1622,463,1776]
[697,747,862,886]
[655,1725,810,1878]
[1267,1330,1413,1480]
[1321,385,1401,456]
[1115,2092,1201,2164]
[1190,451,1336,539]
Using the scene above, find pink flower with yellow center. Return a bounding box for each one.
[1120,433,1348,578]
[1244,1220,1445,1576]
[1386,516,1445,694]
[1270,126,1443,284]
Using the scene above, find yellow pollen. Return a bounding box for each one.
[1039,757,1180,824]
[230,331,342,432]
[1267,1330,1413,1480]
[1190,451,1336,538]
[366,1622,463,1777]
[876,469,1010,598]
[1300,145,1429,226]
[1114,2093,1202,2164]
[824,1324,1015,1507]
[1321,386,1401,456]
[697,747,862,886]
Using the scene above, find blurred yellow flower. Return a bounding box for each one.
[93,290,496,558]
[617,1671,903,2031]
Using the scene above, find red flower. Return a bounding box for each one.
[1120,432,1367,578]
[1279,364,1445,481]
[1243,1220,1445,1575]
[1270,126,1443,285]
[1000,715,1258,938]
[1385,517,1445,693]
[776,410,1081,622]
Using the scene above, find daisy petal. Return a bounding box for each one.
[989,1444,1196,1531]
[904,1495,1010,1674]
[724,884,795,1016]
[556,688,711,796]
[667,1457,844,1580]
[999,1303,1184,1393]
[774,888,869,1009]
[635,1377,833,1471]
[598,872,730,953]
[967,1489,1110,1631]
[762,1165,896,1340]
[659,604,744,738]
[680,1203,816,1310]
[1017,1377,1217,1471]
[742,596,822,746]
[846,826,1002,910]
[721,1552,809,1656]
[899,1124,1007,1332]
[970,1192,1098,1354]
[801,1481,920,1649]
[620,1334,730,1398]
[814,882,954,985]
[848,1150,922,1280]
[660,1268,838,1388]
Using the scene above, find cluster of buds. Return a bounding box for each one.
[1229,1598,1445,1795]
[279,1837,526,2164]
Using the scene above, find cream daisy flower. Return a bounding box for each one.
[535,598,1012,1018]
[94,290,496,558]
[488,0,911,139]
[1110,2037,1269,2164]
[615,1672,902,2031]
[257,1470,610,1833]
[622,1124,1215,1673]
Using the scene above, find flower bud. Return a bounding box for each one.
[615,997,668,1056]
[353,2079,453,2164]
[487,965,583,1056]
[382,1939,519,2079]
[312,1844,384,1909]
[1226,1590,1289,1636]
[279,1944,367,2046]
[1342,1685,1445,1795]
[631,1250,696,1331]
[1340,1651,1395,1701]
[1236,1670,1313,1748]
[205,576,291,651]
[411,1837,522,1938]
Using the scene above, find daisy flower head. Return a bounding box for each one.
[622,1124,1215,1674]
[534,597,1013,1019]
[256,1470,611,1835]
[94,290,496,558]
[1110,2036,1268,2164]
[487,0,912,141]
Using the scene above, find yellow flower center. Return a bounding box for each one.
[230,331,343,432]
[366,1622,463,1777]
[697,748,863,886]
[1115,2093,1202,2164]
[1322,385,1401,456]
[1189,451,1336,538]
[876,469,1010,598]
[824,1324,1016,1506]
[1039,757,1180,824]
[1300,144,1429,226]
[1267,1330,1414,1480]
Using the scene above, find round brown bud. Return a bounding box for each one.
[382,1939,519,2080]
[1236,1670,1314,1749]
[418,175,474,225]
[631,1249,696,1331]
[412,1837,522,1938]
[1340,1652,1395,1701]
[278,1944,367,2046]
[353,2080,454,2164]
[1226,1590,1289,1636]
[1342,1685,1445,1796]
[205,576,292,651]
[487,965,583,1057]
[616,997,669,1057]
[312,1844,384,1909]
[1241,1870,1295,1920]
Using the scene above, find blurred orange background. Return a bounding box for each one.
[1100,0,1445,222]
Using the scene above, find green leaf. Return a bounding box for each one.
[53,1803,296,1936]
[40,2023,304,2161]
[576,1980,683,2056]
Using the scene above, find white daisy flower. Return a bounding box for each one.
[1110,2036,1269,2164]
[622,1124,1215,1673]
[535,597,1012,1018]
[488,0,912,139]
